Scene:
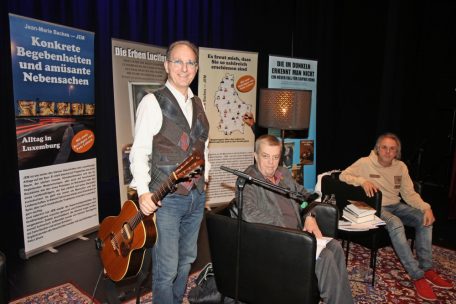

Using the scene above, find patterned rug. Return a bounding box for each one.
[348,243,456,303]
[122,272,199,304]
[9,282,98,304]
[126,244,456,304]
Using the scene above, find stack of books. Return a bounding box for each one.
[342,200,377,223]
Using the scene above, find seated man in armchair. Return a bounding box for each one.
[237,135,354,304]
[339,132,453,301]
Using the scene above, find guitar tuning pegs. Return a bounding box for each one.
[189,167,202,177]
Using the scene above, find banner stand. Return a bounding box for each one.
[18,226,97,259]
[9,14,98,259]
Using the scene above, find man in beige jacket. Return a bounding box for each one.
[340,133,452,302]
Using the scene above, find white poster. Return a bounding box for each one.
[19,159,98,257]
[198,47,258,205]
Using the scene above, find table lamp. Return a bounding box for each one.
[257,88,311,164]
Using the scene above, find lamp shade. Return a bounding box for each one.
[257,88,311,130]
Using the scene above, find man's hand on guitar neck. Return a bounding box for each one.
[139,192,161,216]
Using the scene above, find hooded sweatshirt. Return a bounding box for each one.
[339,150,430,211]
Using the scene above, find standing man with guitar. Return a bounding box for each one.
[129,40,210,304]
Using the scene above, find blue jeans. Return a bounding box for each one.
[381,203,433,280]
[152,189,206,304]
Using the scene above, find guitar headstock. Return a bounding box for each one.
[173,151,205,180]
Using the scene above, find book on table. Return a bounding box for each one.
[345,200,376,217]
[339,215,385,231]
[342,210,376,223]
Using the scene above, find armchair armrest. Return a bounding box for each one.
[321,175,382,216]
[307,203,339,238]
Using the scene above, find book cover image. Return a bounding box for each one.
[300,139,314,165]
[291,164,303,185]
[283,142,294,169]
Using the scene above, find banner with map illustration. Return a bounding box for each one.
[111,39,167,203]
[268,55,317,190]
[198,47,258,205]
[9,14,97,258]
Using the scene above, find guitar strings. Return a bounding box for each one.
[111,177,176,253]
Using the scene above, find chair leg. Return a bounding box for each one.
[346,242,349,265]
[344,241,350,265]
[370,249,378,287]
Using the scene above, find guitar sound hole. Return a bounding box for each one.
[120,242,130,257]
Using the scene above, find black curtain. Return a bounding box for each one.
[1,0,455,255]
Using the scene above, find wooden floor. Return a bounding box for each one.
[3,184,456,304]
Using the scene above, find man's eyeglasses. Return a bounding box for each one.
[260,153,281,162]
[167,59,198,69]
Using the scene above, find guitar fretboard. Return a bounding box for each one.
[130,176,177,229]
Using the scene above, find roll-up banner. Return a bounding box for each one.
[198,47,258,205]
[268,55,318,190]
[9,14,97,258]
[111,39,167,204]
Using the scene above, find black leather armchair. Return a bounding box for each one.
[205,203,338,304]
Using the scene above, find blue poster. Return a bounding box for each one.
[268,55,318,190]
[9,13,95,170]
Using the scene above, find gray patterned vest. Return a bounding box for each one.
[148,87,209,195]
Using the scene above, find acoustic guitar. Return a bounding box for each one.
[96,151,204,281]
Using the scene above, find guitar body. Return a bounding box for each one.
[97,151,204,282]
[98,200,157,281]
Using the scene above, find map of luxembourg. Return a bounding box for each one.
[214,74,252,135]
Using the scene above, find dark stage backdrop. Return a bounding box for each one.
[1,0,455,256]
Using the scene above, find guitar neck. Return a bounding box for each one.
[151,174,177,205]
[131,175,177,229]
[128,152,202,230]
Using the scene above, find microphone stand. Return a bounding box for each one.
[234,175,246,304]
[221,166,311,203]
[220,166,314,303]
